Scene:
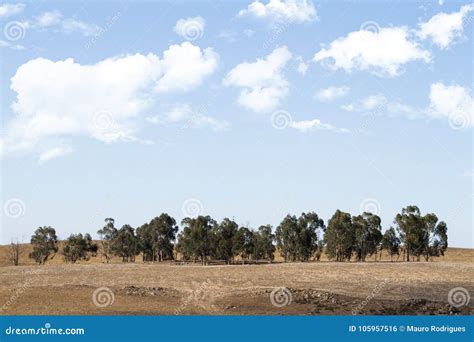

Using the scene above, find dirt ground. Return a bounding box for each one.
[0,259,472,315]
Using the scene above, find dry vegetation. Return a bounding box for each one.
[0,244,472,315]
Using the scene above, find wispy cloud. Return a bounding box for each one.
[289,118,349,133]
[315,86,349,102]
[38,146,74,164]
[0,39,24,50]
[342,82,473,129]
[146,104,230,132]
[0,3,25,18]
[21,10,101,36]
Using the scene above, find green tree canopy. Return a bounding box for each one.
[62,233,97,263]
[324,210,354,262]
[137,213,178,262]
[177,215,217,264]
[275,212,325,262]
[29,226,58,264]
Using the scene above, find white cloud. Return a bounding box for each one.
[243,28,255,36]
[2,42,219,156]
[154,42,218,93]
[62,18,101,36]
[342,94,387,112]
[417,4,473,49]
[38,146,74,164]
[289,118,349,133]
[21,10,100,36]
[295,56,308,75]
[174,16,205,40]
[238,0,317,23]
[314,27,431,77]
[360,94,388,110]
[146,104,230,132]
[341,93,423,119]
[315,86,349,102]
[35,10,62,27]
[0,3,25,18]
[464,170,473,177]
[224,46,292,112]
[217,30,237,42]
[428,82,473,128]
[0,39,24,50]
[342,83,473,128]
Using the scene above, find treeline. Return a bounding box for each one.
[24,205,448,265]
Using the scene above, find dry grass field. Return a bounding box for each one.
[0,245,472,316]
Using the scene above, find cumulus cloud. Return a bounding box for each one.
[315,86,349,102]
[314,27,431,77]
[224,46,292,112]
[2,42,219,155]
[146,104,230,132]
[38,146,74,165]
[417,4,473,49]
[173,16,205,40]
[428,82,473,128]
[153,43,218,92]
[238,0,317,23]
[0,2,24,18]
[289,118,349,133]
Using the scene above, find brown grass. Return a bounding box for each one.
[0,245,472,315]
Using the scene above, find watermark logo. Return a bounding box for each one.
[181,20,204,41]
[448,110,470,130]
[270,110,292,130]
[92,110,115,131]
[448,287,470,308]
[92,287,115,308]
[359,198,381,215]
[270,287,292,307]
[4,21,26,41]
[4,198,26,218]
[182,198,204,217]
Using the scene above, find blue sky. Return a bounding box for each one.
[0,0,472,247]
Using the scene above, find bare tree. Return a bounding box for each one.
[8,240,23,266]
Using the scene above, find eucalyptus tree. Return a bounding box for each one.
[29,226,58,264]
[177,215,217,265]
[112,224,140,262]
[62,233,97,263]
[97,218,117,263]
[137,213,178,262]
[275,212,325,262]
[381,227,401,261]
[352,212,382,262]
[324,210,354,262]
[394,206,448,261]
[214,218,239,264]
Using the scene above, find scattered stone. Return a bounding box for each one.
[121,286,169,297]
